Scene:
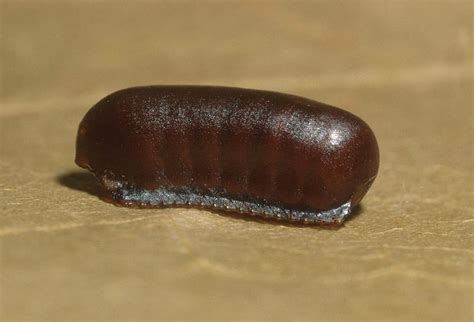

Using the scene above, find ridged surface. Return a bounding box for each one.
[76,86,379,224]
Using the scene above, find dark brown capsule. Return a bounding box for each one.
[75,86,379,225]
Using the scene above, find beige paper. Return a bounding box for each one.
[1,1,472,320]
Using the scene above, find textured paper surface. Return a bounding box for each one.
[1,0,473,320]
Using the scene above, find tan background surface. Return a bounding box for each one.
[1,0,473,320]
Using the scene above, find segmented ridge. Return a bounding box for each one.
[110,184,351,225]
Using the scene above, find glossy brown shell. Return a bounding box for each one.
[76,86,379,225]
